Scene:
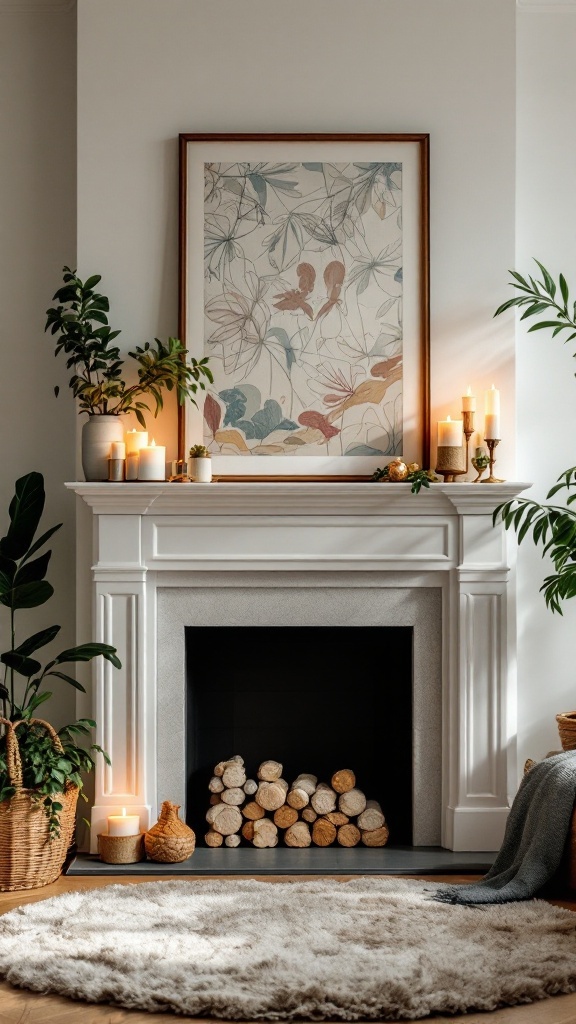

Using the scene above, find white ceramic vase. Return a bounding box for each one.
[187,457,212,483]
[82,415,125,481]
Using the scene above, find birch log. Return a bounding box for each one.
[257,760,283,781]
[357,800,385,832]
[222,763,247,788]
[311,782,337,815]
[284,821,312,848]
[220,787,245,806]
[256,779,288,812]
[211,805,243,836]
[243,779,258,796]
[291,773,317,796]
[253,818,278,848]
[225,833,241,848]
[205,829,223,847]
[287,787,309,810]
[208,776,225,793]
[338,788,367,817]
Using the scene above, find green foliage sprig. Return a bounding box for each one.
[371,465,436,494]
[494,261,576,614]
[0,472,120,833]
[45,268,213,425]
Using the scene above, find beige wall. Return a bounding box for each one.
[0,7,77,728]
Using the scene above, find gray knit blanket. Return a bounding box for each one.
[434,749,576,905]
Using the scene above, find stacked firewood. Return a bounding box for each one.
[204,757,389,849]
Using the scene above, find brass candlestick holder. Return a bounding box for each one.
[462,410,475,479]
[481,438,505,483]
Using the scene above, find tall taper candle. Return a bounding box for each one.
[484,385,500,439]
[462,386,476,412]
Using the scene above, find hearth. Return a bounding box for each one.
[185,626,413,846]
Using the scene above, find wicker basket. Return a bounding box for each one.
[556,712,576,751]
[0,717,78,892]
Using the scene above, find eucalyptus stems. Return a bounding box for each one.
[45,267,212,425]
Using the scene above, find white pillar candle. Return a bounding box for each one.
[462,386,476,413]
[125,453,139,480]
[484,385,500,439]
[437,415,463,448]
[138,440,166,480]
[125,429,149,456]
[110,441,126,460]
[107,807,140,836]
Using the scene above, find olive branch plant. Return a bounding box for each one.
[494,260,576,613]
[0,472,120,834]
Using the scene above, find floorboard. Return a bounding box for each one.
[1,874,576,1024]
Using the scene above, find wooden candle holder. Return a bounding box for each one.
[97,832,145,864]
[435,445,466,483]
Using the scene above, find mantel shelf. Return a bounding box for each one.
[67,480,531,517]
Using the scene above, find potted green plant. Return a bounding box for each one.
[45,267,213,480]
[0,472,120,890]
[494,260,576,748]
[188,443,212,483]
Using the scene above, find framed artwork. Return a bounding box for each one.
[179,134,429,478]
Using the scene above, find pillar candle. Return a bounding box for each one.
[138,439,166,480]
[484,385,501,439]
[107,808,140,836]
[125,452,139,480]
[462,386,476,413]
[125,429,148,456]
[110,441,126,460]
[437,416,463,448]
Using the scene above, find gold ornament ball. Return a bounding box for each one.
[387,458,409,482]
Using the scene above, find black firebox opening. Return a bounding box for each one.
[185,626,413,845]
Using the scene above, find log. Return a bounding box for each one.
[337,823,361,847]
[225,833,241,848]
[213,762,226,778]
[243,779,258,796]
[220,787,245,806]
[253,818,278,848]
[222,763,246,789]
[312,818,337,847]
[357,800,385,832]
[211,805,243,837]
[209,793,222,806]
[311,782,337,815]
[338,787,367,818]
[208,776,225,793]
[291,773,317,797]
[301,807,317,823]
[242,800,266,821]
[287,787,309,810]
[257,760,283,782]
[242,820,255,842]
[214,754,244,777]
[206,804,222,825]
[331,769,356,794]
[361,824,390,847]
[324,811,349,826]
[273,804,299,829]
[284,821,311,848]
[205,829,223,847]
[256,780,288,812]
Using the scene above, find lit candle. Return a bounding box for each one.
[484,385,501,439]
[437,415,463,448]
[138,439,166,481]
[110,441,126,460]
[462,386,476,413]
[107,807,140,837]
[125,429,149,456]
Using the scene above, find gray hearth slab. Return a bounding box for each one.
[67,846,496,876]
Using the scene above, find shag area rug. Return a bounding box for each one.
[0,877,576,1020]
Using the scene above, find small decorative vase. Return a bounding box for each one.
[144,801,196,863]
[81,415,125,481]
[187,456,212,483]
[556,711,576,751]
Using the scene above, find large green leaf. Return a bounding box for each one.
[0,473,45,560]
[13,625,61,657]
[20,524,61,564]
[0,580,53,610]
[45,670,86,693]
[52,642,121,669]
[0,652,41,678]
[13,551,51,587]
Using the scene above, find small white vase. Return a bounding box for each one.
[82,415,125,481]
[187,457,212,483]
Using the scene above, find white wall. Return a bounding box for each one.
[0,7,77,729]
[77,0,517,471]
[516,6,576,766]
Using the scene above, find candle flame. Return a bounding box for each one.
[491,383,496,390]
[121,808,126,817]
[150,439,156,447]
[466,386,472,396]
[446,415,451,422]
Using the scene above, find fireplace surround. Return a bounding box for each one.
[69,480,528,853]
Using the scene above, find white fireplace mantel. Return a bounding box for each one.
[68,480,530,852]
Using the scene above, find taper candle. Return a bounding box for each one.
[484,385,501,439]
[462,386,476,412]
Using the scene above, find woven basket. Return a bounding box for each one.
[0,717,78,892]
[556,712,576,751]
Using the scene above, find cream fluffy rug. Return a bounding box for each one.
[0,877,576,1020]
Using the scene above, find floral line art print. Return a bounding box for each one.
[202,160,404,458]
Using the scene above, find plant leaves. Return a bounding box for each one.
[52,643,121,669]
[13,625,61,657]
[0,472,45,560]
[0,580,54,610]
[45,671,86,693]
[0,652,41,678]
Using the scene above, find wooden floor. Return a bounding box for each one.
[1,874,576,1024]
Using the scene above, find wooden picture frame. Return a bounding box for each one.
[179,133,429,478]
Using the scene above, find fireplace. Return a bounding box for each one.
[69,479,529,854]
[185,625,414,845]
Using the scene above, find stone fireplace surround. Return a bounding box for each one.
[69,480,528,854]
